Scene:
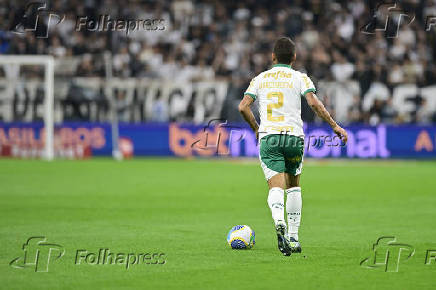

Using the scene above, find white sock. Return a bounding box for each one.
[267,187,285,226]
[286,187,302,241]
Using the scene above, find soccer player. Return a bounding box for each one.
[238,37,348,256]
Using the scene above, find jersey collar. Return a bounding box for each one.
[272,64,292,69]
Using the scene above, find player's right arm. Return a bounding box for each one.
[305,92,348,144]
[239,76,260,140]
[238,95,259,140]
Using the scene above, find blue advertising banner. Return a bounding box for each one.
[0,122,435,158]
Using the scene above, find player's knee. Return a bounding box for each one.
[267,173,285,189]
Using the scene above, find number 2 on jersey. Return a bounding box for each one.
[267,92,284,122]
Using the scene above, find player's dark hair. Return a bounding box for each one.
[273,37,296,64]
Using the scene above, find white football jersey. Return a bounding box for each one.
[244,64,316,139]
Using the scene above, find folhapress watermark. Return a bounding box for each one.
[9,236,65,272]
[361,1,436,37]
[75,249,166,269]
[360,236,436,272]
[9,2,65,38]
[189,119,346,156]
[9,1,165,38]
[75,15,165,35]
[360,236,415,272]
[10,236,166,272]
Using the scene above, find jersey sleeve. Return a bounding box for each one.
[300,73,316,97]
[244,76,258,101]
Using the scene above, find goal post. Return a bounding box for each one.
[103,51,122,160]
[0,55,55,161]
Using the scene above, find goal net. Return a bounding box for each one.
[0,55,54,160]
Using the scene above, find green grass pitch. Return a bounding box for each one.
[0,158,435,289]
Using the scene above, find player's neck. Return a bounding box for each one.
[272,63,292,69]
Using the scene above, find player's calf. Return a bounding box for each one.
[285,186,302,253]
[286,186,302,240]
[267,187,285,226]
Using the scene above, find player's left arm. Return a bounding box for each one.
[305,92,348,144]
[238,95,259,140]
[300,73,348,144]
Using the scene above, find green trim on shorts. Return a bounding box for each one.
[259,134,304,176]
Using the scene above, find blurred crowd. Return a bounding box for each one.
[1,0,436,124]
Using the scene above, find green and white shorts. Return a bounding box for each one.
[259,134,304,180]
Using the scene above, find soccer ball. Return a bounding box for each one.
[227,225,255,249]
